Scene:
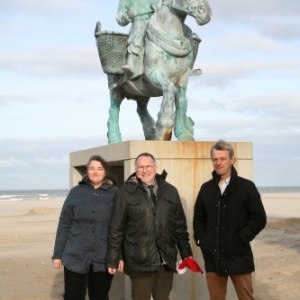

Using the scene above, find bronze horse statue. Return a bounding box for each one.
[95,0,211,144]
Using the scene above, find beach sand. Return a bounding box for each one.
[0,193,299,300]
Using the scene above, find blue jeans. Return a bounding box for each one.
[63,265,113,300]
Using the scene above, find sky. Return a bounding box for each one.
[0,0,299,190]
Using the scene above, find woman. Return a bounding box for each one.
[52,155,123,300]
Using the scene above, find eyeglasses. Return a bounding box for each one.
[136,165,156,171]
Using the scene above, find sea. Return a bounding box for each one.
[0,189,69,202]
[0,187,299,203]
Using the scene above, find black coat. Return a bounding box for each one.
[52,177,118,273]
[193,167,266,275]
[107,171,193,273]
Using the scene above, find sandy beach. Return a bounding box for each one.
[0,193,299,300]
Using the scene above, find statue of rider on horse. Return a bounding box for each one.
[95,0,212,144]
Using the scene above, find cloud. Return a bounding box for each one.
[34,156,68,165]
[205,0,300,41]
[205,34,282,54]
[212,0,300,20]
[258,18,300,41]
[0,157,28,168]
[194,60,300,87]
[0,93,38,106]
[0,46,101,77]
[228,94,300,118]
[0,0,85,15]
[0,135,108,153]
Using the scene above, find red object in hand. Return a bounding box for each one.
[177,257,204,274]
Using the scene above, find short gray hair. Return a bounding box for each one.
[210,140,234,158]
[135,152,156,166]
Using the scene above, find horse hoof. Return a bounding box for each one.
[145,134,156,140]
[155,131,172,141]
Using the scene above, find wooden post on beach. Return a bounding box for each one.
[69,141,253,300]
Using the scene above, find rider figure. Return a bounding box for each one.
[116,0,160,79]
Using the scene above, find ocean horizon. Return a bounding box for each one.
[0,186,300,202]
[0,189,68,202]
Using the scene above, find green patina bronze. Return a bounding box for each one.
[95,0,211,144]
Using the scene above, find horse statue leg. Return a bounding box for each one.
[146,70,176,140]
[136,97,156,140]
[107,88,124,144]
[174,86,195,141]
[156,82,176,140]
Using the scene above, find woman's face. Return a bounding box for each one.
[87,160,106,188]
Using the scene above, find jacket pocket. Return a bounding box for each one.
[166,235,178,258]
[127,197,147,219]
[64,228,83,257]
[96,234,108,261]
[227,233,250,255]
[125,236,148,264]
[70,227,82,236]
[164,196,177,220]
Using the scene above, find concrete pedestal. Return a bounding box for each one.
[70,141,254,300]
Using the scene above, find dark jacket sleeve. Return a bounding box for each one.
[193,187,206,246]
[237,181,267,244]
[174,189,193,259]
[106,189,127,268]
[52,192,74,259]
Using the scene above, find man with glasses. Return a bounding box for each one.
[107,152,193,300]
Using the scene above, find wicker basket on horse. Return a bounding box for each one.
[94,22,201,75]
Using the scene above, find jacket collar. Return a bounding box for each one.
[78,176,111,191]
[212,165,238,185]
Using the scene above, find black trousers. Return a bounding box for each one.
[64,265,113,300]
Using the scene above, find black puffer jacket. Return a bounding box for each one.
[107,171,193,273]
[193,167,266,275]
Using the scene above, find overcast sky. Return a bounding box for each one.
[1,0,299,190]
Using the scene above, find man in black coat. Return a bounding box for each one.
[107,152,193,300]
[193,140,266,300]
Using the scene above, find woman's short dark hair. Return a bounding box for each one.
[87,155,117,186]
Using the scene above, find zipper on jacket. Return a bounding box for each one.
[216,192,221,260]
[156,184,167,266]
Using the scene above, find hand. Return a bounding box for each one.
[118,260,124,272]
[108,267,117,274]
[52,259,62,269]
[127,7,137,20]
[183,256,193,260]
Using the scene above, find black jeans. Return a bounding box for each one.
[64,265,113,300]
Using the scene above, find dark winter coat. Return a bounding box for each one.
[106,171,193,273]
[52,177,118,273]
[193,167,266,275]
